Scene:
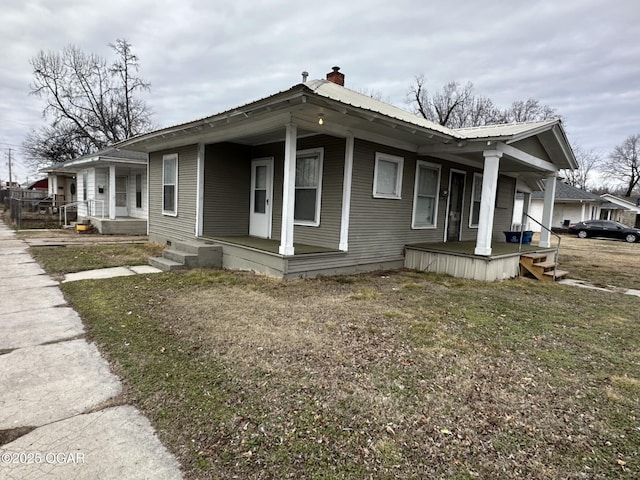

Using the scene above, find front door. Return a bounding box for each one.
[249,158,273,238]
[115,176,128,217]
[446,171,466,242]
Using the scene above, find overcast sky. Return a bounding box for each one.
[1,0,639,184]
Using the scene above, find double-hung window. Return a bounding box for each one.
[469,173,482,227]
[412,160,440,228]
[294,148,323,226]
[163,154,178,216]
[373,153,403,199]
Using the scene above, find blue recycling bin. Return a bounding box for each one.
[504,231,521,243]
[504,231,533,244]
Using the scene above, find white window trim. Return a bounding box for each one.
[373,152,404,199]
[469,172,483,228]
[162,153,178,217]
[411,160,441,229]
[294,147,323,227]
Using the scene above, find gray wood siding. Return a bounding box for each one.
[148,144,198,243]
[202,143,252,236]
[294,135,344,249]
[493,175,517,238]
[347,140,419,263]
[511,137,551,162]
[251,135,344,249]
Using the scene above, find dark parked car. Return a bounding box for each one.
[568,220,640,243]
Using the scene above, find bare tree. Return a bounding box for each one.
[503,99,557,123]
[560,146,602,190]
[602,134,640,197]
[23,39,152,168]
[407,75,557,128]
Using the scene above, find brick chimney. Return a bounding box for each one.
[326,66,344,86]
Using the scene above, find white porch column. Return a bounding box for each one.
[522,192,532,230]
[474,150,502,256]
[539,173,557,248]
[195,142,205,237]
[279,123,297,256]
[339,135,354,251]
[108,165,116,219]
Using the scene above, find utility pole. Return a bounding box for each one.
[7,148,13,188]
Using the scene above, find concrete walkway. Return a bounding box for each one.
[0,223,182,479]
[62,264,162,283]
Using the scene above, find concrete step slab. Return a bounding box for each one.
[62,267,136,283]
[149,256,184,271]
[129,265,162,274]
[162,249,199,267]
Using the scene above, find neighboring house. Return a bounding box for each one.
[25,178,48,191]
[39,166,77,210]
[117,67,576,280]
[600,194,640,228]
[41,149,148,234]
[525,181,604,232]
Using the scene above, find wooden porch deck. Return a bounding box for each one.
[406,240,553,258]
[210,236,340,255]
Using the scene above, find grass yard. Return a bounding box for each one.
[29,243,164,276]
[52,232,640,479]
[558,234,640,290]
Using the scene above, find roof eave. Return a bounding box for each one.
[117,85,309,151]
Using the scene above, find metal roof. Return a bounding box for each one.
[116,77,576,172]
[304,80,454,137]
[454,119,560,140]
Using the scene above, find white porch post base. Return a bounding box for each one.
[539,173,557,248]
[279,123,297,256]
[474,151,502,256]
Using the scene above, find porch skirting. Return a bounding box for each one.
[216,239,403,279]
[86,216,147,235]
[404,247,520,281]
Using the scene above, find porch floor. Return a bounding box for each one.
[407,240,554,258]
[210,236,340,255]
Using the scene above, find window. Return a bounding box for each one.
[470,173,482,227]
[412,161,440,228]
[294,148,323,225]
[82,172,88,201]
[135,174,142,209]
[163,154,178,216]
[373,153,403,199]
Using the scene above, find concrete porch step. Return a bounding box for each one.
[162,249,199,268]
[149,256,186,272]
[171,241,222,268]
